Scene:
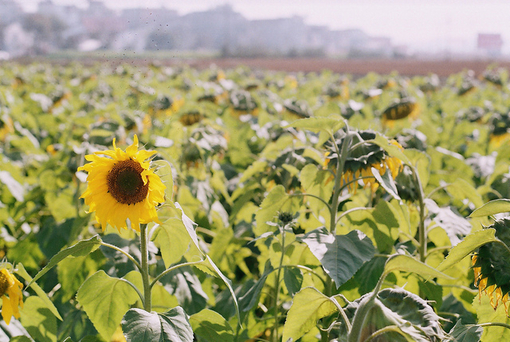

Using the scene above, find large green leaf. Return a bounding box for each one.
[446,178,483,209]
[302,227,375,288]
[29,235,102,285]
[175,202,203,255]
[19,296,57,342]
[152,217,191,267]
[76,271,140,340]
[282,287,339,342]
[189,309,234,342]
[121,307,193,342]
[470,199,510,218]
[448,320,482,342]
[384,255,452,280]
[473,294,510,341]
[437,229,497,272]
[255,185,288,236]
[299,164,334,213]
[15,263,62,321]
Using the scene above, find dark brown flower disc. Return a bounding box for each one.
[0,271,8,297]
[107,159,149,205]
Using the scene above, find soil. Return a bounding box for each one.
[185,58,510,77]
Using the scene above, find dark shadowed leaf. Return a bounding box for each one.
[302,227,375,288]
[122,307,193,342]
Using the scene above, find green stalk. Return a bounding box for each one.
[321,130,352,342]
[273,223,287,342]
[140,223,152,312]
[412,166,427,263]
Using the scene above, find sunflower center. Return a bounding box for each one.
[107,159,149,205]
[0,271,8,297]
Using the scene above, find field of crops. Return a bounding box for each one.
[2,61,510,342]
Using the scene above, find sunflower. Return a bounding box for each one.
[0,266,24,325]
[472,218,510,313]
[78,135,166,232]
[381,97,420,128]
[325,130,403,192]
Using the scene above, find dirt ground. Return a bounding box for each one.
[185,58,510,77]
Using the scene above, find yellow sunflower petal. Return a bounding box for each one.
[79,135,166,232]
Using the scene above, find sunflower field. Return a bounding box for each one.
[2,61,510,342]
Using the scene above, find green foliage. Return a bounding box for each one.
[4,62,510,341]
[121,307,193,342]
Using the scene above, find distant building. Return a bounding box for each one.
[0,0,22,26]
[477,33,503,57]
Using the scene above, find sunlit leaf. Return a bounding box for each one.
[282,287,338,342]
[19,296,57,342]
[470,199,510,218]
[189,309,234,342]
[29,235,102,285]
[76,271,139,340]
[437,229,497,272]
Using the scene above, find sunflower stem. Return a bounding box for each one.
[140,223,152,312]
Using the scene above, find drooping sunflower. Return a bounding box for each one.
[78,135,166,232]
[325,130,403,192]
[472,218,510,313]
[381,97,420,128]
[0,265,24,325]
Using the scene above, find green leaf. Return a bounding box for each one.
[470,199,510,218]
[29,235,102,285]
[15,263,62,321]
[371,167,401,200]
[160,266,208,315]
[153,217,191,267]
[19,296,57,342]
[446,178,483,209]
[122,307,193,342]
[384,255,452,280]
[189,309,235,342]
[282,287,339,342]
[302,227,375,288]
[284,267,303,297]
[175,202,203,255]
[299,164,334,212]
[448,320,482,342]
[284,116,344,133]
[255,185,288,236]
[437,229,497,272]
[473,294,510,341]
[203,255,241,323]
[369,134,410,165]
[10,337,33,342]
[238,262,273,314]
[76,270,139,340]
[58,250,104,302]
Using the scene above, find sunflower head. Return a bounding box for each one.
[472,218,510,313]
[78,135,166,232]
[326,130,403,192]
[0,265,23,325]
[381,97,420,128]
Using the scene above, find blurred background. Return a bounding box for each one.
[1,0,510,71]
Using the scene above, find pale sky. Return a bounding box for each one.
[15,0,510,54]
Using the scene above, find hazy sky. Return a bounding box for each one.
[16,0,510,54]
